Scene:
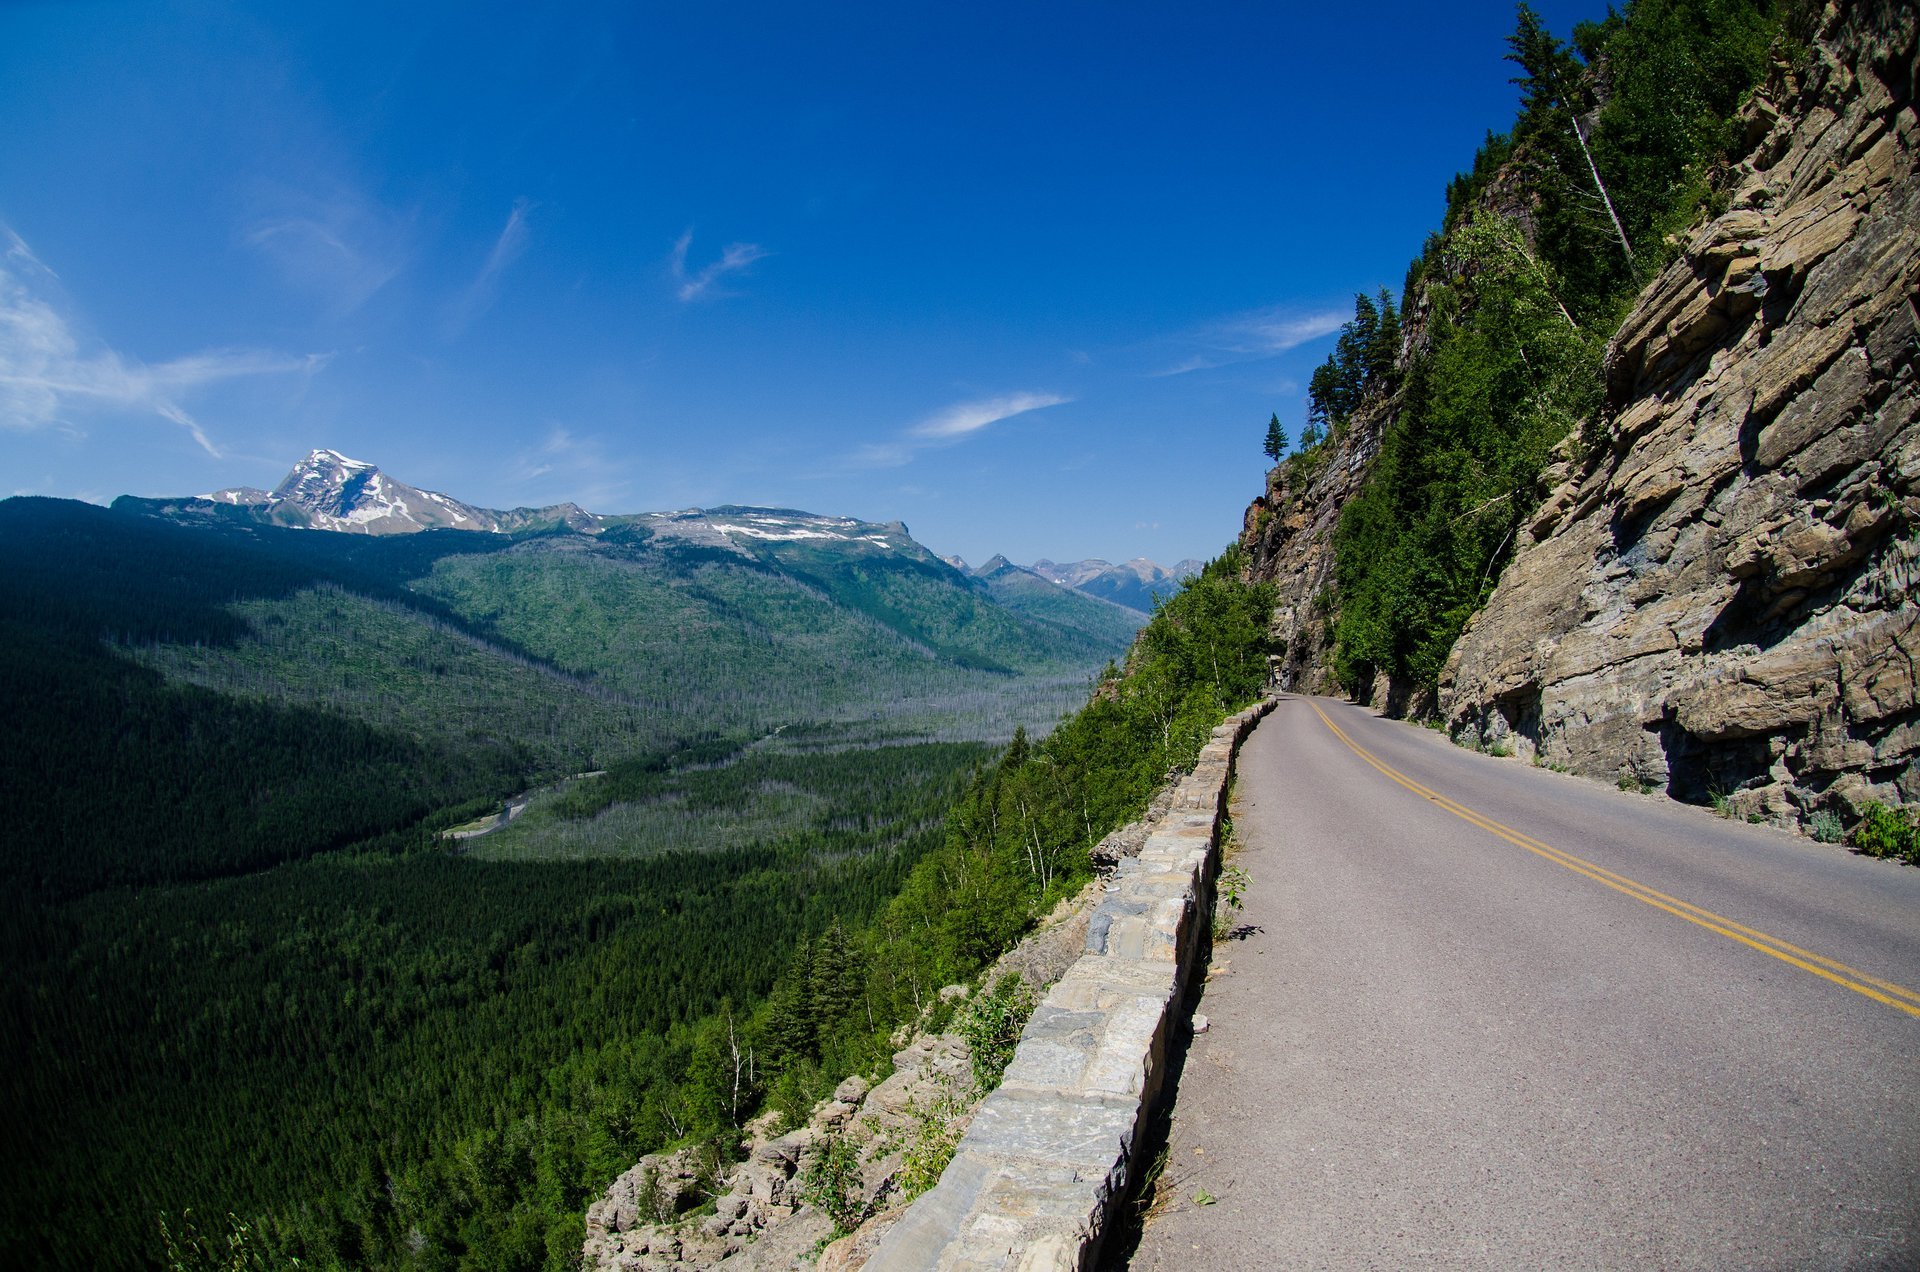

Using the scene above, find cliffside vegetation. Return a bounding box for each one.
[752,549,1276,1124]
[1278,0,1793,697]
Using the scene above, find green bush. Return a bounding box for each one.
[893,1087,966,1202]
[798,1131,866,1238]
[1850,802,1920,864]
[955,975,1037,1094]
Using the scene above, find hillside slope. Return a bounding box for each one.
[0,492,1134,899]
[970,555,1148,649]
[0,485,1137,1268]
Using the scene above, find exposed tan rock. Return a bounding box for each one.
[1440,1,1919,825]
[1239,410,1386,697]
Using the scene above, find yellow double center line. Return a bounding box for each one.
[1307,699,1920,1021]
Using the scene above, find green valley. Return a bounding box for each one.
[0,482,1160,1270]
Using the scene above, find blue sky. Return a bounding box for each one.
[1,0,1596,566]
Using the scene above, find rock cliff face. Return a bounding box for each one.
[1440,2,1918,823]
[1239,410,1385,698]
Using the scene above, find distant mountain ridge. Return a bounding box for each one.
[186,450,944,561]
[935,554,1201,618]
[107,447,1151,693]
[196,450,1198,617]
[1029,556,1202,615]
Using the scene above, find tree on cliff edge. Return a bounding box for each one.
[1507,2,1634,266]
[1264,413,1288,463]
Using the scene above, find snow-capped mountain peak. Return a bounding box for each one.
[199,448,592,536]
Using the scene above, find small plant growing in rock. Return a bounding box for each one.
[635,1165,676,1226]
[1214,864,1251,941]
[799,1129,867,1238]
[1850,801,1920,864]
[1485,738,1513,758]
[954,974,1035,1094]
[1708,788,1733,818]
[893,1083,966,1202]
[1808,809,1845,844]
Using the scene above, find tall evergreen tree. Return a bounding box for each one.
[1264,413,1288,463]
[1507,3,1634,265]
[807,920,865,1047]
[1367,288,1401,383]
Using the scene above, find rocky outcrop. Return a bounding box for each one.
[581,1037,972,1270]
[1240,413,1386,697]
[1441,1,1919,823]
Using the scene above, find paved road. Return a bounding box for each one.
[1124,694,1920,1270]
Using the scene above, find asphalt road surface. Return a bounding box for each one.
[1123,694,1920,1270]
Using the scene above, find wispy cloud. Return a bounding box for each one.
[444,198,533,336]
[670,231,769,302]
[240,181,411,314]
[508,426,630,510]
[0,230,324,457]
[909,391,1070,440]
[1150,305,1348,376]
[5,228,54,277]
[847,391,1071,470]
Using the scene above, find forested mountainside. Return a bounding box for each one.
[0,493,1272,1268]
[1242,0,1915,834]
[0,489,1146,1269]
[579,551,1276,1270]
[0,494,1126,897]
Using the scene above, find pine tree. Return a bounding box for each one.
[1367,288,1400,383]
[807,920,863,1048]
[1003,726,1030,770]
[1263,413,1288,463]
[1507,3,1633,265]
[762,946,817,1066]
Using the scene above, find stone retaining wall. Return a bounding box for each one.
[869,700,1275,1271]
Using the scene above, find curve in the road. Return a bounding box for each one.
[1123,694,1920,1270]
[1306,698,1920,1022]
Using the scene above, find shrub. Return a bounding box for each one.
[892,1084,966,1202]
[1807,809,1844,844]
[1850,802,1920,865]
[798,1130,866,1237]
[954,974,1036,1093]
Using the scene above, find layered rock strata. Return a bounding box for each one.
[1440,1,1919,823]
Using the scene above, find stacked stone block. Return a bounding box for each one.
[869,700,1274,1271]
